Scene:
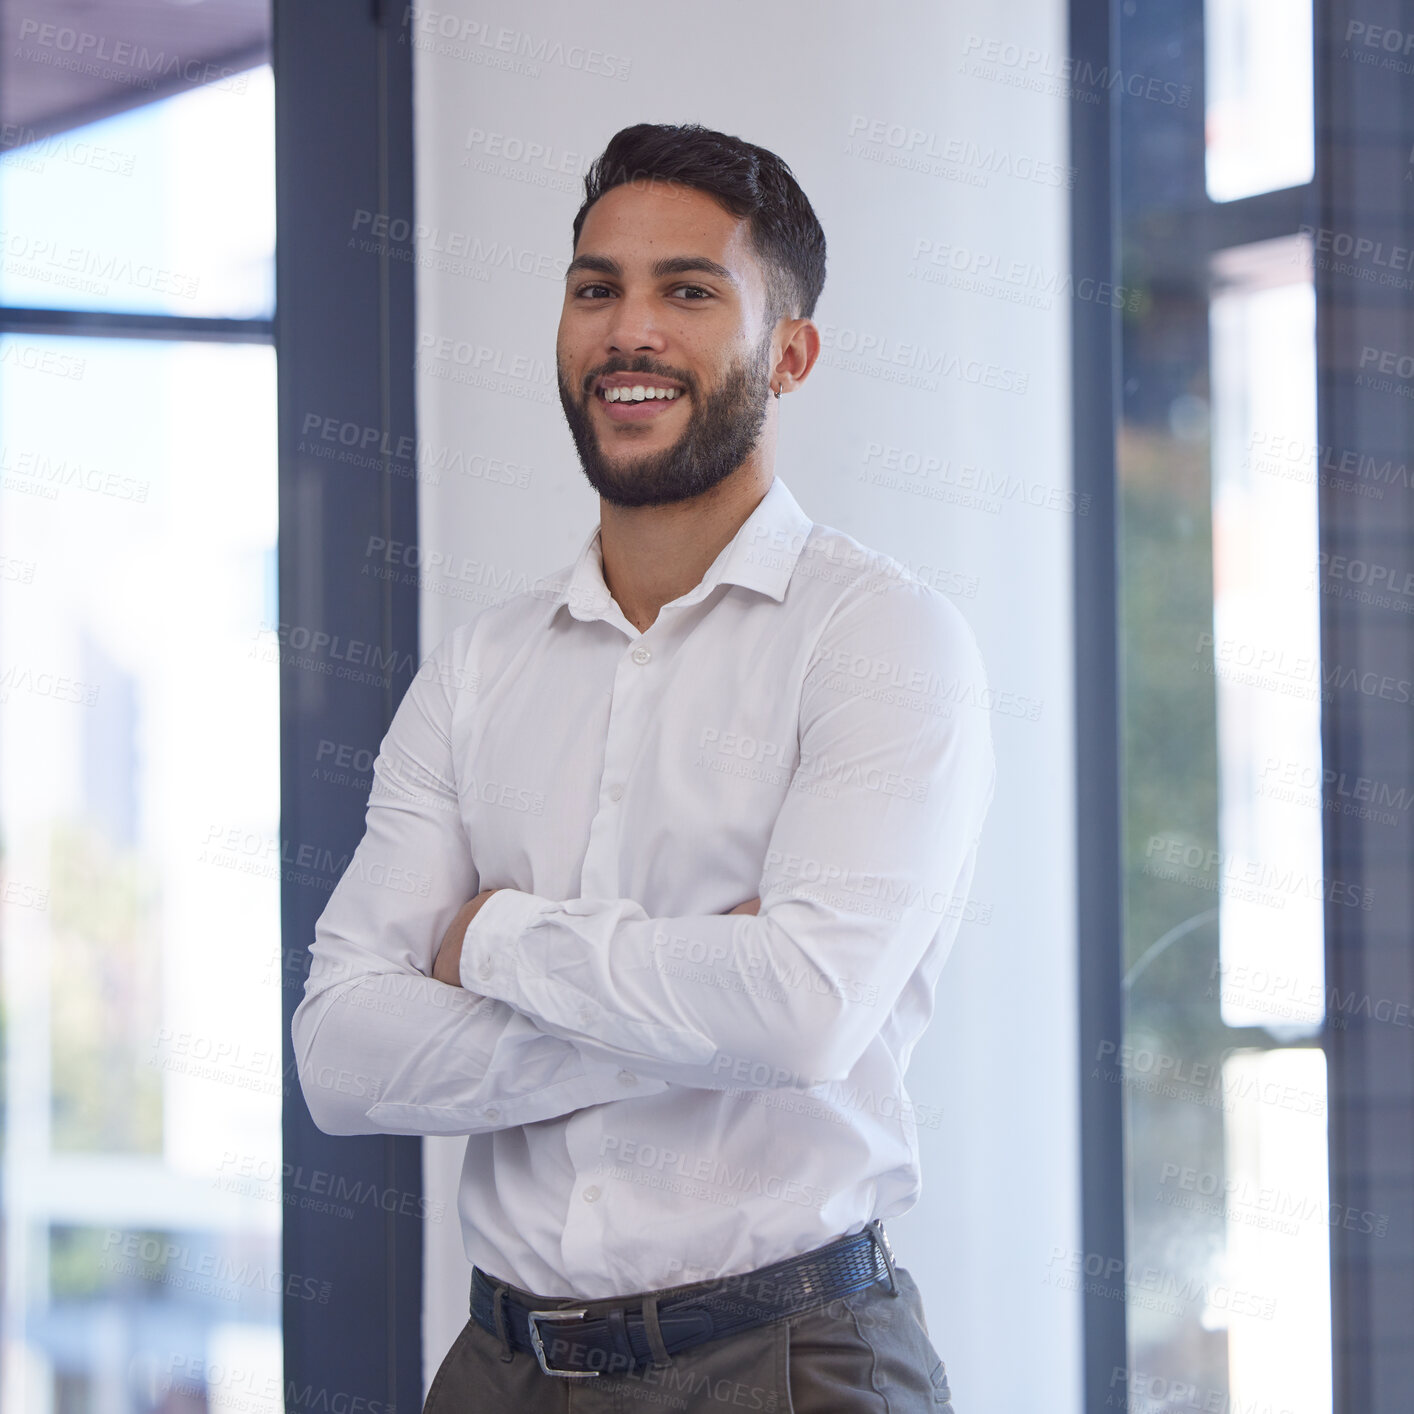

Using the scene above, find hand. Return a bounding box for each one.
[433,888,501,987]
[726,897,760,915]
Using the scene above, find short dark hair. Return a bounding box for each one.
[571,123,827,324]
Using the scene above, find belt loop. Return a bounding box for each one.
[491,1283,515,1362]
[868,1219,898,1297]
[642,1294,673,1368]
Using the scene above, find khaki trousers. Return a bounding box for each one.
[423,1262,956,1412]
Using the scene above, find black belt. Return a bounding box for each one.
[469,1219,899,1378]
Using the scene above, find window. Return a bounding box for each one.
[0,19,277,1411]
[1109,4,1336,1412]
[1204,0,1314,201]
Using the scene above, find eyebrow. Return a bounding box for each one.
[565,253,741,287]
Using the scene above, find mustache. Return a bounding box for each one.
[579,357,697,398]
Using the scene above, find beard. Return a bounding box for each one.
[558,330,774,509]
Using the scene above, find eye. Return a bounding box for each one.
[573,283,615,299]
[672,285,713,301]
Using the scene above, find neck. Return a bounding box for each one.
[598,461,774,633]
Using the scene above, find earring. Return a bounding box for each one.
[772,384,781,400]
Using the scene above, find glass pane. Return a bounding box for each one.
[1205,0,1315,201]
[1222,1048,1332,1413]
[0,65,274,317]
[1118,210,1333,1414]
[1208,249,1324,1035]
[0,335,280,1413]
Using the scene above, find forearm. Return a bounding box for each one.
[460,882,959,1091]
[293,963,664,1136]
[419,891,767,1100]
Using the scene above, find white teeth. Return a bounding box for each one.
[602,385,681,402]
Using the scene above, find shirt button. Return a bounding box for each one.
[609,785,624,801]
[631,645,652,665]
[582,1185,601,1203]
[617,1070,637,1086]
[484,1106,500,1122]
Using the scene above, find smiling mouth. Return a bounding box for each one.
[595,385,685,404]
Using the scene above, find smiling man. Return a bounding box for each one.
[293,123,995,1412]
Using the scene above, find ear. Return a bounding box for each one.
[771,317,822,396]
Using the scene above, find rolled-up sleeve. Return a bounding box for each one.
[290,626,669,1136]
[460,582,997,1091]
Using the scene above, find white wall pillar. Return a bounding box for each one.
[410,5,1080,1408]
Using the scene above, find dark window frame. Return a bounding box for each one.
[1314,5,1414,1409]
[274,2,422,1411]
[1069,5,1127,1409]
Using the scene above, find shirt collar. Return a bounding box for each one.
[538,476,815,625]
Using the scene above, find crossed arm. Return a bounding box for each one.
[430,891,760,986]
[294,583,993,1138]
[291,624,778,1139]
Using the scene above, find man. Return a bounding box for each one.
[293,123,995,1411]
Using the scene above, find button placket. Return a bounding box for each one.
[561,1106,611,1291]
[579,633,661,896]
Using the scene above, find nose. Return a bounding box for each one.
[604,289,667,357]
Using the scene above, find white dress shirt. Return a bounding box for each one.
[292,474,996,1299]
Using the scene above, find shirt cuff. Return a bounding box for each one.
[459,887,549,997]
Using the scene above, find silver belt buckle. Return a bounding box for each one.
[868,1218,899,1294]
[526,1308,600,1378]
